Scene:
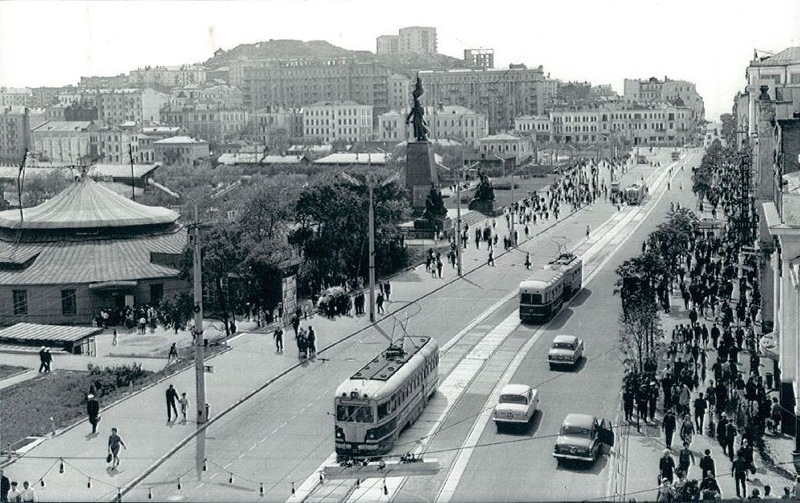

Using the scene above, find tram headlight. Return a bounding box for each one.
[335,427,344,439]
[367,432,375,440]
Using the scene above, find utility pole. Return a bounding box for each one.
[129,144,136,201]
[191,202,207,424]
[368,180,376,323]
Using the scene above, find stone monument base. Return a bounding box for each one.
[468,199,503,217]
[407,216,453,240]
[406,141,438,211]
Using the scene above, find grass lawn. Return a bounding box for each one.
[0,364,28,380]
[0,345,227,450]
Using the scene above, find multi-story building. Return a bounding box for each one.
[464,49,494,69]
[78,74,130,89]
[64,102,99,122]
[170,84,244,109]
[0,107,47,164]
[97,127,136,164]
[419,66,558,133]
[741,48,800,137]
[376,27,437,55]
[548,103,696,146]
[45,104,67,122]
[514,115,553,142]
[129,65,207,88]
[303,101,373,143]
[377,105,488,147]
[623,77,705,122]
[477,133,531,164]
[31,121,99,163]
[249,107,304,145]
[0,88,32,108]
[29,87,67,108]
[398,26,437,54]
[376,35,400,55]
[96,88,169,126]
[153,136,210,168]
[388,74,411,112]
[243,59,391,115]
[159,104,249,143]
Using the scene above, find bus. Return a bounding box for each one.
[519,253,583,323]
[334,336,439,458]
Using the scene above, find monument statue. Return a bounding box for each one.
[422,183,447,222]
[472,171,496,202]
[406,77,429,142]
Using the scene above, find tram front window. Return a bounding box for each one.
[337,404,374,423]
[521,293,542,304]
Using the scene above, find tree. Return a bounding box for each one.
[157,293,194,333]
[24,171,72,207]
[648,208,698,282]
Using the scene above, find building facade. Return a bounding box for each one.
[31,121,98,164]
[464,49,494,69]
[96,88,170,126]
[744,48,800,137]
[477,133,531,164]
[377,35,400,55]
[623,76,705,122]
[0,107,47,164]
[419,66,558,133]
[398,26,437,54]
[302,101,373,143]
[249,107,304,145]
[514,115,552,142]
[129,65,207,88]
[159,104,249,143]
[388,74,411,112]
[153,136,210,168]
[377,105,488,147]
[243,59,391,115]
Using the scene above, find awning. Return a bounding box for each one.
[89,280,138,290]
[0,322,101,343]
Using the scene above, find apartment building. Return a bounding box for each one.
[623,76,705,121]
[160,104,249,143]
[303,101,373,143]
[376,27,437,55]
[96,88,169,126]
[464,49,494,69]
[514,115,553,142]
[153,136,210,168]
[249,107,304,144]
[419,66,558,133]
[0,107,46,164]
[129,65,207,88]
[377,105,488,147]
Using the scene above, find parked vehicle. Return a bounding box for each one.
[553,413,614,464]
[547,335,584,369]
[493,384,539,431]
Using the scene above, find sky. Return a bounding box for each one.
[1,0,799,120]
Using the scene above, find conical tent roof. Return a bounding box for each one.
[0,177,179,230]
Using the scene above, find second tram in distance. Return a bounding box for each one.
[518,253,583,323]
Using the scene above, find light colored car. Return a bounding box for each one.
[493,384,539,431]
[553,413,614,464]
[548,334,584,369]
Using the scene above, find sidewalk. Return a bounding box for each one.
[618,164,797,501]
[0,157,654,502]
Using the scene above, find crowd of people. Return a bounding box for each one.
[617,159,789,500]
[95,304,159,334]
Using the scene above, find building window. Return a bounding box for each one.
[61,289,77,316]
[791,73,800,85]
[13,290,27,316]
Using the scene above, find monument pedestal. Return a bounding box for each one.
[468,199,502,217]
[406,141,438,211]
[409,216,453,240]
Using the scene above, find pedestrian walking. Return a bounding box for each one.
[307,326,316,357]
[699,449,716,478]
[699,471,722,499]
[679,414,695,446]
[732,452,749,498]
[678,441,695,477]
[166,384,179,422]
[87,394,100,434]
[488,249,495,267]
[694,392,708,434]
[524,253,531,270]
[663,409,677,449]
[724,420,737,462]
[167,342,179,364]
[112,328,118,346]
[38,347,47,373]
[1,469,10,503]
[179,393,189,423]
[107,427,127,470]
[586,225,590,239]
[659,449,676,483]
[376,292,385,314]
[273,327,284,352]
[291,314,300,337]
[384,281,391,300]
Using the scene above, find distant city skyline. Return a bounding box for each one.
[1,0,799,120]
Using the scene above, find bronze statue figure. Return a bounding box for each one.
[422,183,447,222]
[472,170,495,202]
[406,76,429,142]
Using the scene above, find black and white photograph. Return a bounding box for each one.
[0,0,799,501]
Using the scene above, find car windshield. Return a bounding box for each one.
[552,342,574,350]
[499,394,527,405]
[561,425,592,437]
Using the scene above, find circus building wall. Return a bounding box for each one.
[0,177,189,326]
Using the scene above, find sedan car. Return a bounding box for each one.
[553,413,614,464]
[493,384,539,431]
[548,335,584,369]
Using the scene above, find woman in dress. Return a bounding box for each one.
[108,427,127,469]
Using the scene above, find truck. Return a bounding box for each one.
[624,183,647,205]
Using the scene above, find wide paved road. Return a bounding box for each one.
[133,149,702,502]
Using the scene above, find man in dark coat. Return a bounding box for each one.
[699,449,716,477]
[38,347,47,373]
[662,409,677,449]
[1,469,10,503]
[166,384,179,422]
[87,394,100,433]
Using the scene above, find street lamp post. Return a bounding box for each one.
[190,202,207,425]
[340,172,400,323]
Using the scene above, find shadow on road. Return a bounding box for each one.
[568,288,593,307]
[495,409,544,438]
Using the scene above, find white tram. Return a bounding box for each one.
[334,336,439,458]
[518,253,583,324]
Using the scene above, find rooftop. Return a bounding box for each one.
[217,153,308,165]
[154,136,207,145]
[314,152,387,165]
[32,121,93,133]
[752,47,800,67]
[479,133,521,141]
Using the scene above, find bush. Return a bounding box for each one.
[87,362,148,398]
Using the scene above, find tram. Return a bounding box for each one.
[334,336,439,458]
[518,253,583,323]
[624,183,647,205]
